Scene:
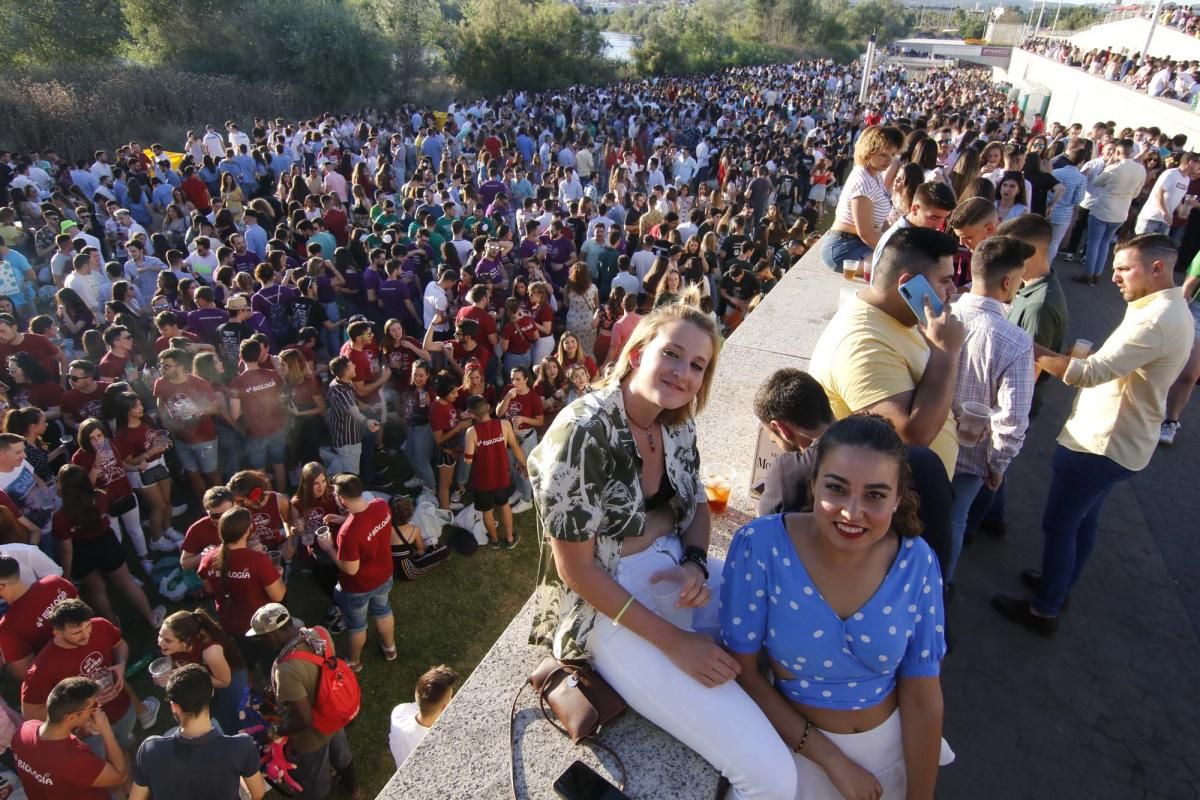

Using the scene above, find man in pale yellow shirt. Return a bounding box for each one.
[810,226,964,571]
[994,233,1192,635]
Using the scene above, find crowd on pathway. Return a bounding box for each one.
[0,51,1196,800]
[1021,35,1200,102]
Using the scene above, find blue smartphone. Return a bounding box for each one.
[898,274,945,327]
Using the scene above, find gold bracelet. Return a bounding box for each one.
[611,596,636,627]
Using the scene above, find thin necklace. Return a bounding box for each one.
[628,415,658,454]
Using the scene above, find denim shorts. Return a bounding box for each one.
[175,438,219,474]
[244,430,287,468]
[335,576,395,633]
[820,230,871,272]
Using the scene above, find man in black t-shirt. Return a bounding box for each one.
[131,665,265,800]
[717,263,760,327]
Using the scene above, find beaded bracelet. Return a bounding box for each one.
[794,717,813,754]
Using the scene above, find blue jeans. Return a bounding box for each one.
[510,429,538,503]
[322,301,343,356]
[502,351,532,377]
[820,230,871,272]
[1034,446,1136,616]
[403,423,435,489]
[966,480,1006,533]
[335,576,394,633]
[947,472,984,582]
[1084,216,1123,278]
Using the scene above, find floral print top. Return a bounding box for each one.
[527,382,704,662]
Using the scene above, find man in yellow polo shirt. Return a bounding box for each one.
[810,226,965,573]
[993,233,1193,635]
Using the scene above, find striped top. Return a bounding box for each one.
[834,166,893,233]
[325,378,363,448]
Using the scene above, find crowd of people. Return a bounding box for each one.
[1021,35,1200,102]
[0,50,1195,800]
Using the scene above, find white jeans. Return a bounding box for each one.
[587,536,798,800]
[794,708,955,799]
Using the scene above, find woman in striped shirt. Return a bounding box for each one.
[821,126,904,273]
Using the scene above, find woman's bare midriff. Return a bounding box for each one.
[618,506,678,556]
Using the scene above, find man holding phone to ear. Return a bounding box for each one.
[810,227,964,570]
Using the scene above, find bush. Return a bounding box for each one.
[0,66,314,159]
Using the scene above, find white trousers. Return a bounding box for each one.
[794,708,955,800]
[587,536,798,800]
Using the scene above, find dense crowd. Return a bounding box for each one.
[1022,35,1200,102]
[0,50,1196,800]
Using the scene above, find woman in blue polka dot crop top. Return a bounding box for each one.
[720,414,954,800]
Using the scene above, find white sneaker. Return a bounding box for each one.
[150,604,166,628]
[164,527,185,545]
[511,499,533,515]
[171,503,189,517]
[1159,420,1181,445]
[140,559,154,577]
[449,500,465,511]
[403,477,426,489]
[137,696,160,729]
[450,489,464,503]
[149,537,177,553]
[507,490,522,506]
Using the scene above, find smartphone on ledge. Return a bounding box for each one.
[898,273,945,327]
[553,760,631,800]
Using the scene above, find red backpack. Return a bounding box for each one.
[283,627,362,734]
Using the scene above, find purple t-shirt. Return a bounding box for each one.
[378,278,414,321]
[232,251,258,274]
[251,284,299,319]
[479,179,507,208]
[475,258,504,286]
[316,274,336,304]
[185,307,230,344]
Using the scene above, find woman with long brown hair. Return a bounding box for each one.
[564,262,599,358]
[279,348,327,469]
[157,608,248,734]
[52,464,163,629]
[198,506,285,639]
[291,461,348,632]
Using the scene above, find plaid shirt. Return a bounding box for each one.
[951,294,1036,478]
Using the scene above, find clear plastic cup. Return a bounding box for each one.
[701,467,734,514]
[648,568,693,629]
[956,401,993,446]
[149,657,174,688]
[842,259,860,281]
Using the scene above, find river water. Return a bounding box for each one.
[601,31,637,63]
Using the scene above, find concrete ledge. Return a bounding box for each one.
[381,246,847,799]
[379,597,722,799]
[696,246,846,517]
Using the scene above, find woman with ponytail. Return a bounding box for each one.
[157,608,249,734]
[720,414,953,800]
[198,506,285,640]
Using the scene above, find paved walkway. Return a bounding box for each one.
[937,261,1200,800]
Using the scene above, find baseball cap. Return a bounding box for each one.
[245,602,291,637]
[60,220,79,233]
[225,295,249,311]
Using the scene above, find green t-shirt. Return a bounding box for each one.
[1187,249,1200,303]
[273,653,331,753]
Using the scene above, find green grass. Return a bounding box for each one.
[105,510,541,800]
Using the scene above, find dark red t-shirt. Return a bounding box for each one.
[112,423,156,462]
[11,381,64,413]
[152,375,218,444]
[430,398,459,439]
[229,368,286,438]
[70,447,133,503]
[51,494,110,543]
[21,618,130,720]
[60,382,110,424]
[288,374,323,412]
[449,339,490,372]
[97,351,130,381]
[291,491,341,537]
[181,516,220,556]
[339,342,380,403]
[469,418,510,492]
[11,719,108,800]
[455,305,499,342]
[383,339,422,390]
[500,386,544,431]
[154,329,200,354]
[501,317,537,355]
[245,492,288,551]
[335,498,393,593]
[0,576,78,664]
[0,334,60,384]
[199,547,279,636]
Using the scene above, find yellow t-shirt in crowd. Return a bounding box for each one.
[809,293,959,478]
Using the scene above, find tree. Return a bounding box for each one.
[452,0,614,94]
[846,0,915,43]
[0,0,128,67]
[359,0,446,95]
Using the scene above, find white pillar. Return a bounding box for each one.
[859,34,877,105]
[1142,0,1165,58]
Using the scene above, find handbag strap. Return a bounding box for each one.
[509,668,630,799]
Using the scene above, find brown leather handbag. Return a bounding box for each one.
[510,656,628,797]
